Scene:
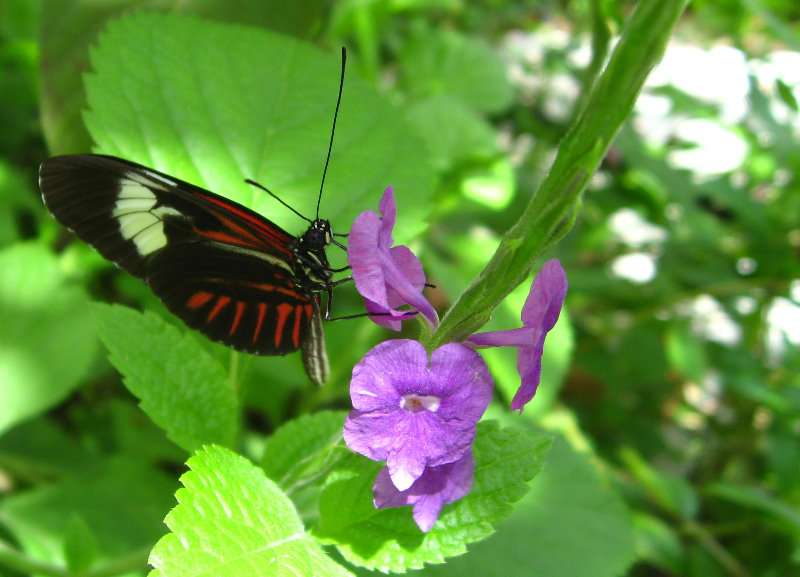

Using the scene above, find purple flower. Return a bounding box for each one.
[344,189,569,530]
[348,187,438,329]
[373,452,475,532]
[468,259,567,413]
[343,340,492,491]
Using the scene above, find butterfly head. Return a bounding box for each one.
[301,219,333,250]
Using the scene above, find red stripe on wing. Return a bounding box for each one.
[253,302,268,344]
[187,291,214,309]
[230,301,246,336]
[274,303,294,348]
[207,295,231,322]
[238,280,308,300]
[191,190,295,256]
[291,305,304,349]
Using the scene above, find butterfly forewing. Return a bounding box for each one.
[40,155,297,274]
[39,154,330,377]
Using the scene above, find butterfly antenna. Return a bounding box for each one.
[317,46,347,220]
[245,179,312,223]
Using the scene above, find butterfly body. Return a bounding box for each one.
[39,154,331,384]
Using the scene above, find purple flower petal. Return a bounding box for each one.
[377,186,397,247]
[466,326,531,348]
[348,208,388,304]
[521,259,568,331]
[363,245,427,330]
[510,260,567,412]
[373,452,475,532]
[343,340,492,490]
[466,259,567,413]
[348,187,438,328]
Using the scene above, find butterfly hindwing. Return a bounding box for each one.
[39,154,327,363]
[300,297,329,386]
[147,241,318,355]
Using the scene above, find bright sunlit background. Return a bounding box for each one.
[1,2,799,576]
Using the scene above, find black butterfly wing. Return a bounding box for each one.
[40,154,298,275]
[146,240,320,355]
[39,154,325,363]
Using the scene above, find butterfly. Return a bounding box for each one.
[38,49,351,386]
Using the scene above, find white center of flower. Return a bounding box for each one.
[400,394,441,413]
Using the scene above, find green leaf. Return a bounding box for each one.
[419,437,636,577]
[0,417,96,479]
[84,12,433,242]
[776,77,799,112]
[0,160,44,249]
[90,303,239,453]
[316,422,551,572]
[666,324,708,383]
[1,0,40,40]
[621,447,699,520]
[705,482,800,536]
[148,445,353,577]
[0,33,38,156]
[0,457,176,566]
[63,514,99,573]
[38,1,332,154]
[107,398,189,466]
[261,410,348,491]
[0,242,98,435]
[460,157,516,210]
[400,27,514,113]
[405,94,499,172]
[633,512,686,575]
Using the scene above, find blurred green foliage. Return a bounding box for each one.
[1,0,799,576]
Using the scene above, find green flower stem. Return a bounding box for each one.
[428,0,688,350]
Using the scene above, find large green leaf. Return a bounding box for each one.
[149,445,353,577]
[419,437,636,577]
[38,0,328,154]
[91,303,239,453]
[83,13,433,244]
[405,93,499,172]
[0,242,99,435]
[317,422,551,572]
[0,456,176,568]
[261,410,348,491]
[399,27,514,113]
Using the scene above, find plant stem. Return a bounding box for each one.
[428,0,690,350]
